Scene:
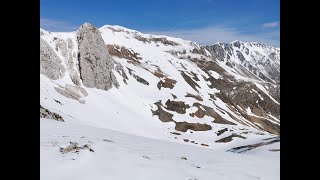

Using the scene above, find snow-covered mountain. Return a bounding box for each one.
[205,41,280,84]
[40,22,279,179]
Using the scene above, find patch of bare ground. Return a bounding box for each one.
[106,44,141,63]
[185,92,203,101]
[175,122,212,132]
[157,78,177,90]
[153,68,166,78]
[190,106,205,118]
[201,143,209,147]
[215,134,246,143]
[193,103,237,125]
[151,101,174,122]
[165,100,190,114]
[235,107,280,135]
[209,78,280,135]
[171,94,177,99]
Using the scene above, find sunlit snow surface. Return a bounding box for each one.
[40,25,279,180]
[41,118,279,180]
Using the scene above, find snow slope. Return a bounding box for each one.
[41,118,279,180]
[205,41,280,84]
[40,22,280,180]
[40,23,280,147]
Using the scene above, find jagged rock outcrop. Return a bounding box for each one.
[77,22,119,90]
[40,105,64,121]
[40,37,66,80]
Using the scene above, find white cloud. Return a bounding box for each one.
[145,26,280,47]
[262,21,279,28]
[40,18,78,32]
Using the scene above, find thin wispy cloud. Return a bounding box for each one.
[40,18,78,32]
[145,26,280,47]
[262,21,279,28]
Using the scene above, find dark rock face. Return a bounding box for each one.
[205,44,225,61]
[175,122,212,132]
[215,134,246,143]
[77,22,119,91]
[132,74,149,85]
[157,78,177,90]
[180,71,200,92]
[165,100,190,114]
[151,101,174,122]
[40,105,64,122]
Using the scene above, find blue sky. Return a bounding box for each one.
[40,0,280,47]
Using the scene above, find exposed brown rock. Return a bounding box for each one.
[153,69,166,78]
[190,106,205,118]
[151,101,174,122]
[215,134,246,143]
[201,143,209,147]
[175,122,212,132]
[157,78,177,90]
[165,100,190,114]
[106,44,142,63]
[185,93,203,101]
[193,103,236,125]
[171,94,177,99]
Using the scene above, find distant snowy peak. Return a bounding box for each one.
[204,40,280,84]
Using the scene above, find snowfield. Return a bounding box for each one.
[40,23,279,180]
[41,118,279,180]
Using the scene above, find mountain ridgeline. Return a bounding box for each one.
[40,22,279,149]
